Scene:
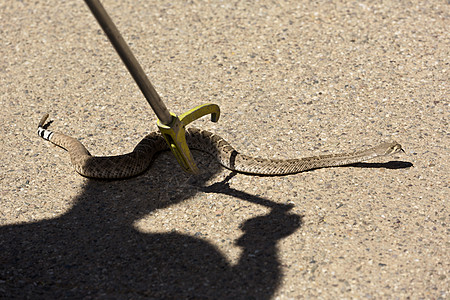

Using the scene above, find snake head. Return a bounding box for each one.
[386,142,404,155]
[374,142,404,156]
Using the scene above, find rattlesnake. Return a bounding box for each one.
[37,114,403,179]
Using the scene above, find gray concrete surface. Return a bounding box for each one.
[1,0,448,298]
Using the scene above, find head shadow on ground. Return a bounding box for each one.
[0,152,302,299]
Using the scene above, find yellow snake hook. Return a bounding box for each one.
[157,104,220,174]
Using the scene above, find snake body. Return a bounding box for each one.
[37,114,403,179]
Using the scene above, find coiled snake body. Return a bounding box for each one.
[38,114,403,179]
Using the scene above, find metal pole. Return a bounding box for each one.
[84,0,172,125]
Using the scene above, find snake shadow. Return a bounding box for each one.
[348,160,413,169]
[0,152,302,299]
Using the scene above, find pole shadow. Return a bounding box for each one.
[0,152,302,299]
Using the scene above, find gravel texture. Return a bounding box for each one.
[1,0,448,298]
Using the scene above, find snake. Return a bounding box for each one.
[37,114,404,179]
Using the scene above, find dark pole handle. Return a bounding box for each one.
[84,0,172,125]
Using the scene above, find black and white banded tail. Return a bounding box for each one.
[38,113,54,141]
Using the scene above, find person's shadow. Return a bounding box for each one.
[0,152,302,299]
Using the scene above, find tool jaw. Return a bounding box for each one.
[157,104,220,174]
